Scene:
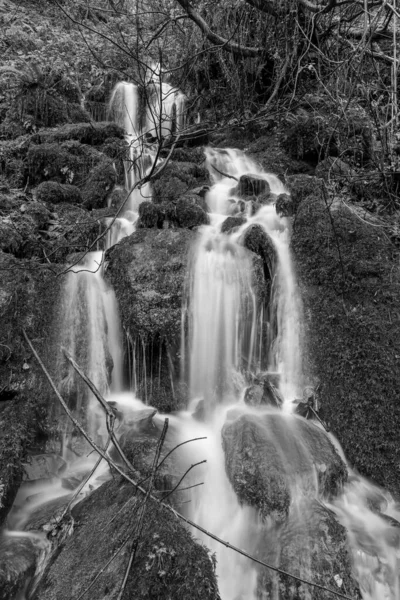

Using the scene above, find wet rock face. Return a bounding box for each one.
[31,478,219,600]
[106,229,194,411]
[257,500,359,600]
[220,215,246,234]
[222,413,347,522]
[0,535,41,600]
[241,224,276,279]
[236,173,270,198]
[244,374,283,408]
[107,228,194,341]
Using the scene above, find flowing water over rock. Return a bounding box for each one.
[2,78,400,600]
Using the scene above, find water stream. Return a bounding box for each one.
[2,79,400,600]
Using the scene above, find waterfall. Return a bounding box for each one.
[181,147,400,600]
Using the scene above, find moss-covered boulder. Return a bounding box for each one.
[31,122,124,146]
[292,190,400,496]
[152,161,208,204]
[32,478,219,600]
[36,181,82,205]
[222,412,347,522]
[82,158,117,209]
[27,142,117,209]
[106,228,194,411]
[137,201,160,228]
[175,197,208,228]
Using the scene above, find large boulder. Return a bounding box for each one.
[285,174,323,214]
[222,412,347,522]
[106,229,194,411]
[292,189,400,496]
[31,477,219,600]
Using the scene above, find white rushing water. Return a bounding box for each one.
[4,73,400,600]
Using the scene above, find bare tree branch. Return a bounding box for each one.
[174,0,265,56]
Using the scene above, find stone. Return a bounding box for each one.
[0,535,41,600]
[82,158,117,210]
[137,201,160,228]
[222,412,347,521]
[152,161,209,204]
[241,224,276,279]
[275,193,293,217]
[31,122,125,146]
[32,477,219,600]
[221,215,246,234]
[175,197,209,228]
[22,454,67,481]
[237,173,270,197]
[257,500,359,600]
[36,181,83,205]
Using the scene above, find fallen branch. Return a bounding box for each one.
[24,331,356,600]
[211,164,239,181]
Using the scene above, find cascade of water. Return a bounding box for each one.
[187,229,258,413]
[182,147,400,600]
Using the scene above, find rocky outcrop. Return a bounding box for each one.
[275,193,293,217]
[31,477,219,600]
[222,412,347,521]
[292,189,400,496]
[106,229,194,411]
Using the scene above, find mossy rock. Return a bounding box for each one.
[31,122,124,146]
[82,158,117,209]
[241,224,275,280]
[175,197,208,228]
[26,142,102,187]
[152,161,209,204]
[36,182,82,205]
[221,215,246,234]
[32,477,219,600]
[222,412,347,522]
[292,190,400,496]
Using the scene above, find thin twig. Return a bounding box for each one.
[24,332,356,600]
[211,163,238,181]
[117,419,169,600]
